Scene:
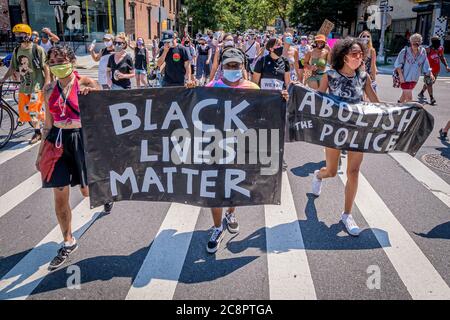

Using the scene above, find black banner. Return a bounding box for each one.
[287,84,434,156]
[79,87,285,208]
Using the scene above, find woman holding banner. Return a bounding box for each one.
[35,44,113,271]
[204,47,288,253]
[313,37,380,237]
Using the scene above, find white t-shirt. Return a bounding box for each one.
[39,40,53,53]
[98,48,113,85]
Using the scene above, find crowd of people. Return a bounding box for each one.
[0,23,449,270]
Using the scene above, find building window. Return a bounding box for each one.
[129,3,135,20]
[147,7,152,39]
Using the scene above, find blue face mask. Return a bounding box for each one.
[223,69,243,82]
[285,37,293,45]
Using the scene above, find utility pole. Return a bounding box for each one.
[377,0,388,63]
[159,0,162,38]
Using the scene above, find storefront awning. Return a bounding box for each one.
[412,4,435,13]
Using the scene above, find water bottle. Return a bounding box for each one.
[89,39,96,51]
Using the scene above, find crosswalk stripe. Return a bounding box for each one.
[0,199,102,300]
[389,152,450,208]
[0,172,41,219]
[339,155,450,300]
[0,141,39,166]
[126,203,201,300]
[264,172,317,300]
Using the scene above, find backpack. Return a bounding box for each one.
[13,43,44,71]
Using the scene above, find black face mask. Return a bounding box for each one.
[431,40,440,49]
[273,47,283,57]
[15,35,29,44]
[185,42,190,46]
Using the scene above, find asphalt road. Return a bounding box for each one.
[0,71,449,300]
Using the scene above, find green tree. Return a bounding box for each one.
[289,0,360,33]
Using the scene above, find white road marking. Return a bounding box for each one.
[126,203,201,300]
[264,172,317,300]
[0,172,41,219]
[0,141,39,166]
[339,156,450,300]
[0,199,102,300]
[389,152,450,208]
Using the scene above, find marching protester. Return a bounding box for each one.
[282,32,301,81]
[418,35,450,105]
[304,34,331,89]
[252,37,290,90]
[106,33,135,90]
[297,35,312,83]
[358,31,377,92]
[89,33,115,90]
[1,23,50,144]
[157,30,193,87]
[204,47,288,253]
[440,121,450,141]
[195,36,212,85]
[130,37,151,88]
[36,44,113,270]
[394,33,433,103]
[184,37,197,81]
[31,27,60,53]
[243,30,260,75]
[313,37,380,237]
[209,33,240,81]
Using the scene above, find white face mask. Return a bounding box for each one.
[104,40,113,47]
[224,40,234,47]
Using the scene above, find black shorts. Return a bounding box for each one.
[42,126,88,189]
[299,60,305,69]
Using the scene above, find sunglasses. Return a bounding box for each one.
[114,41,124,45]
[347,51,363,59]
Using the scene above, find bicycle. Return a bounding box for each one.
[0,81,32,149]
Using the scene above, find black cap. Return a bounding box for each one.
[221,48,245,65]
[162,30,174,42]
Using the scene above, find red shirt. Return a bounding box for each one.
[427,46,444,75]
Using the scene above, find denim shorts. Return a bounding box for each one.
[135,69,147,75]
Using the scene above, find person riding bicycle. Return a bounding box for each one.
[0,23,50,144]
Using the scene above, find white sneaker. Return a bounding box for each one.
[312,170,322,196]
[341,213,361,236]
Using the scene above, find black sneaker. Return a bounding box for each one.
[48,242,78,271]
[430,97,436,105]
[206,226,225,254]
[418,92,425,100]
[103,202,114,214]
[439,129,448,141]
[225,211,239,234]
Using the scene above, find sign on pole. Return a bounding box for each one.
[49,0,65,6]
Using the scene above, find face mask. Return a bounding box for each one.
[115,44,124,50]
[223,69,243,82]
[137,40,143,46]
[224,40,234,47]
[431,40,440,49]
[360,37,369,44]
[104,41,113,47]
[50,63,73,79]
[273,47,283,57]
[200,44,206,49]
[285,37,293,45]
[185,42,190,46]
[15,35,29,44]
[301,40,308,45]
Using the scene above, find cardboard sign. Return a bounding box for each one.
[318,19,335,37]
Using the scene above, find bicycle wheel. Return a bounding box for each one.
[0,103,14,149]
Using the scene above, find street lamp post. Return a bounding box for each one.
[377,0,388,63]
